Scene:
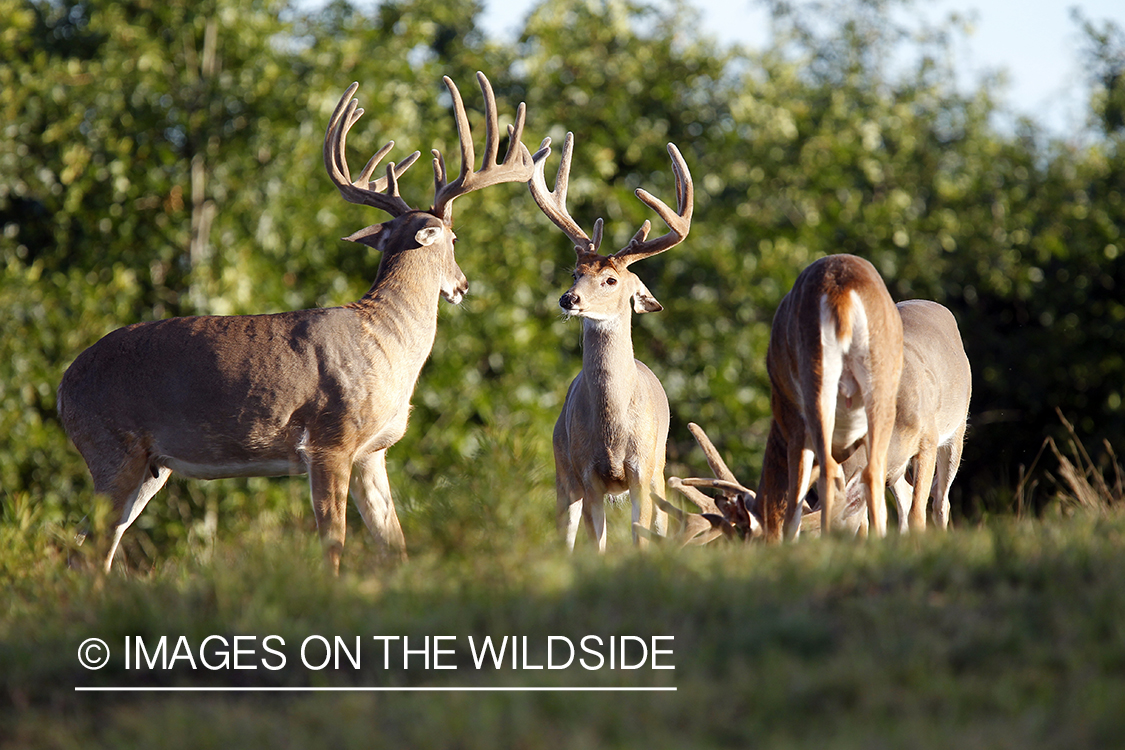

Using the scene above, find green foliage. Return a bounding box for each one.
[1,0,1123,556]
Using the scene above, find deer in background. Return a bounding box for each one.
[846,299,971,531]
[529,132,693,552]
[665,298,970,542]
[757,254,904,541]
[57,72,534,573]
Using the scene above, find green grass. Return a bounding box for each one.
[3,418,1123,747]
[4,503,1125,748]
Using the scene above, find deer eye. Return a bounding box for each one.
[605,277,618,286]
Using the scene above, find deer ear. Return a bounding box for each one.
[343,223,391,251]
[632,278,663,314]
[414,226,443,247]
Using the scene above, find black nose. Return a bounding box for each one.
[560,291,579,308]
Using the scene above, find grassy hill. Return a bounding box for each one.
[4,499,1125,748]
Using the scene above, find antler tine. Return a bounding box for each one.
[529,132,602,254]
[683,524,730,546]
[656,491,730,547]
[614,142,694,266]
[687,422,740,485]
[653,490,691,523]
[432,71,535,225]
[681,477,757,499]
[324,83,418,217]
[668,476,723,516]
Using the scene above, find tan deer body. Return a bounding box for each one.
[669,300,969,543]
[530,133,692,551]
[553,277,671,551]
[759,254,903,541]
[838,299,971,531]
[58,73,533,572]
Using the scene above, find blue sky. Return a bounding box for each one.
[480,0,1125,135]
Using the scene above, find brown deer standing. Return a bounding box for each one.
[528,132,692,551]
[666,299,970,542]
[758,254,904,540]
[57,73,534,573]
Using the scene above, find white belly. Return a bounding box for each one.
[162,457,305,480]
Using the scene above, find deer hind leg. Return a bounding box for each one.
[812,304,846,535]
[811,432,839,538]
[860,392,895,539]
[350,448,407,564]
[784,440,816,541]
[308,455,352,574]
[810,380,842,536]
[932,422,966,529]
[889,473,913,533]
[907,436,938,532]
[84,439,171,573]
[103,467,172,574]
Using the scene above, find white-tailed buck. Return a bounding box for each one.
[757,254,903,541]
[57,72,534,573]
[667,299,970,541]
[529,132,693,551]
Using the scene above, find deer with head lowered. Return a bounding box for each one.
[758,254,904,541]
[529,132,693,552]
[662,298,970,543]
[57,72,533,573]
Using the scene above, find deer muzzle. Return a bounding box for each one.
[559,291,580,314]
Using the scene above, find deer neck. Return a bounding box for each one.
[349,250,443,361]
[580,314,640,412]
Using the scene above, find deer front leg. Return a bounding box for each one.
[628,479,653,548]
[308,456,351,574]
[581,480,608,553]
[350,448,407,564]
[556,470,584,551]
[628,462,669,547]
[651,474,669,538]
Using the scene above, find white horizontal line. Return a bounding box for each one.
[75,686,676,693]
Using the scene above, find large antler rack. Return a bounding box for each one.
[431,72,535,226]
[325,73,533,225]
[613,143,694,266]
[529,132,604,257]
[529,133,692,263]
[667,422,861,545]
[659,423,761,545]
[324,82,421,218]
